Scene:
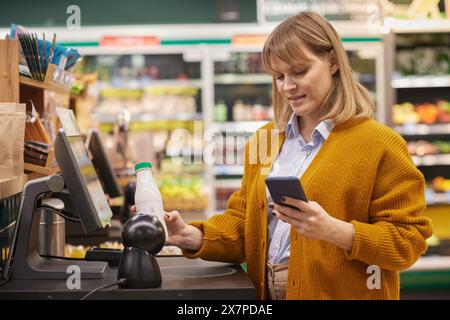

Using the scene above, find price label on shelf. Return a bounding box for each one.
[100,36,160,47]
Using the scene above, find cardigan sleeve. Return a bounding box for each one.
[182,142,252,263]
[345,133,433,270]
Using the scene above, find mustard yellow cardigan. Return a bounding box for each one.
[184,118,433,299]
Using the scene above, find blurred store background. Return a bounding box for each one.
[1,0,450,299]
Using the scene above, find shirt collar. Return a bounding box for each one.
[286,113,335,142]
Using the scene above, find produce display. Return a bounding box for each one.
[397,46,450,76]
[392,100,450,125]
[98,86,198,117]
[431,176,450,193]
[425,179,450,206]
[157,175,209,212]
[408,140,450,156]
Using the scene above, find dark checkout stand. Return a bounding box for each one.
[0,125,256,300]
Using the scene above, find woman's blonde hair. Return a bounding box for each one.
[262,11,374,131]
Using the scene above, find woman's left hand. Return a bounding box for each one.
[270,197,337,242]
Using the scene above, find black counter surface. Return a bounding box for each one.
[0,256,256,300]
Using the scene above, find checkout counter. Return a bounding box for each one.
[0,122,256,300]
[0,257,255,300]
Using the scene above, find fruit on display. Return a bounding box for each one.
[408,140,450,155]
[426,234,440,247]
[437,100,450,123]
[158,176,209,212]
[434,141,450,154]
[392,103,419,125]
[415,103,438,125]
[407,140,439,156]
[431,176,450,192]
[392,100,450,125]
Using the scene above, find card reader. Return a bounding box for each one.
[84,247,122,267]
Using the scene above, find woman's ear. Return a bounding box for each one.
[329,50,339,75]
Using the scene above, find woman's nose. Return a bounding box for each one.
[283,77,296,92]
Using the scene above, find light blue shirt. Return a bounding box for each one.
[266,114,334,264]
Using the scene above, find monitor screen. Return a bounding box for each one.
[86,130,123,198]
[54,128,113,233]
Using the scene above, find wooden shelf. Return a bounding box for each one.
[19,75,48,90]
[24,162,60,175]
[19,64,72,95]
[24,172,47,182]
[20,75,70,95]
[0,175,25,199]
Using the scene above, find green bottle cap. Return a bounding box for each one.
[135,162,152,171]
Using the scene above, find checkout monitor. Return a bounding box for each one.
[86,129,123,198]
[54,128,113,234]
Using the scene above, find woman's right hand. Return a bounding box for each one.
[129,205,203,251]
[163,211,203,251]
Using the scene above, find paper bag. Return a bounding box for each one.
[0,103,26,180]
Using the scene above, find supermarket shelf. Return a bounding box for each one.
[138,113,202,122]
[394,124,450,136]
[404,255,450,272]
[215,165,244,176]
[385,18,450,34]
[99,79,203,89]
[425,189,450,206]
[391,75,450,89]
[94,112,203,123]
[146,79,202,88]
[209,121,269,133]
[214,74,272,85]
[413,154,450,166]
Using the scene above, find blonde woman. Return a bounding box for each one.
[134,12,433,300]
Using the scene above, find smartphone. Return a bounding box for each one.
[265,176,308,209]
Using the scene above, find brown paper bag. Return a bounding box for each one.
[0,104,13,180]
[0,103,26,180]
[12,104,26,177]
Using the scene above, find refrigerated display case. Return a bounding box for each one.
[384,20,450,294]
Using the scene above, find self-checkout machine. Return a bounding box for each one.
[2,109,113,281]
[2,107,246,295]
[2,108,166,289]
